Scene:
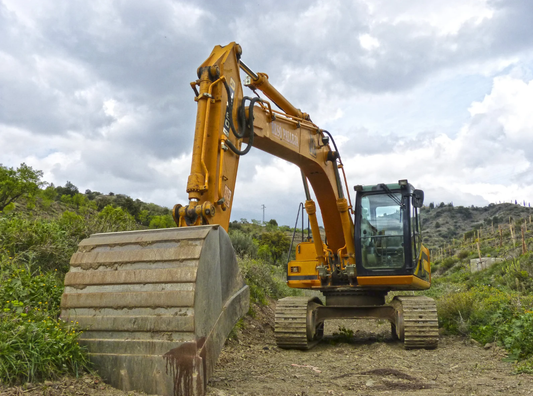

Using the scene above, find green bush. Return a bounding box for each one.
[148,214,175,229]
[0,207,141,386]
[0,309,89,385]
[437,285,533,355]
[0,261,63,313]
[0,257,90,385]
[238,258,300,305]
[457,250,470,260]
[0,214,76,273]
[500,312,533,361]
[440,257,457,271]
[96,205,137,232]
[437,289,476,335]
[257,230,290,266]
[229,230,257,259]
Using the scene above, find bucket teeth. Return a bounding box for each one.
[61,225,249,396]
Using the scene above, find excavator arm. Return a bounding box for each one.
[173,42,356,273]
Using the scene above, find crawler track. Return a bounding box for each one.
[393,296,439,349]
[274,297,323,350]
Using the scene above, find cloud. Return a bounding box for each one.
[338,72,533,210]
[2,0,533,226]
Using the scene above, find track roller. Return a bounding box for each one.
[274,296,324,350]
[391,296,439,349]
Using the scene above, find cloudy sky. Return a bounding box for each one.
[1,0,533,225]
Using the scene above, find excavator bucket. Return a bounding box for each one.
[60,225,249,396]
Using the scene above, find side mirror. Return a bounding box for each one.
[412,189,424,208]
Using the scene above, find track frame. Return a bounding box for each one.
[275,294,438,350]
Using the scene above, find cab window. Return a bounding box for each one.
[359,193,404,269]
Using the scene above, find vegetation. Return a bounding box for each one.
[0,163,44,211]
[426,205,533,373]
[229,221,293,266]
[0,164,301,386]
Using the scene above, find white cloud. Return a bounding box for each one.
[367,0,494,35]
[359,34,380,51]
[468,75,533,144]
[2,0,533,226]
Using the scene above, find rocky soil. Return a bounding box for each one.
[2,302,532,396]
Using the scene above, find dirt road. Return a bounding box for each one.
[206,304,533,396]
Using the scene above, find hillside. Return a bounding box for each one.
[421,202,533,250]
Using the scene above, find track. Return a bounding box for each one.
[274,296,323,350]
[393,296,439,349]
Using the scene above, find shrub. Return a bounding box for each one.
[0,310,89,385]
[0,214,76,273]
[0,257,90,385]
[457,250,470,260]
[148,214,175,229]
[96,205,136,232]
[258,230,291,266]
[229,230,257,259]
[500,312,533,361]
[437,290,476,335]
[437,285,533,352]
[238,258,300,305]
[439,257,457,273]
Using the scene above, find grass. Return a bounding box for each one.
[0,256,90,385]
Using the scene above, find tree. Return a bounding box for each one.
[56,181,79,198]
[266,218,278,231]
[0,163,44,211]
[259,230,291,265]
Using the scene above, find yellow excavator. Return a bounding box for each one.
[61,43,437,396]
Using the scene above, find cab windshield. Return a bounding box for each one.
[359,193,404,269]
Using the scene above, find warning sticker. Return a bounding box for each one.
[224,185,232,208]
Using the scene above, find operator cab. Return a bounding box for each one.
[353,180,429,283]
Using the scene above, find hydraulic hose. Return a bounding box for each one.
[322,130,343,165]
[223,80,247,139]
[222,80,263,156]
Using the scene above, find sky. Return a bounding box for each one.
[1,0,533,225]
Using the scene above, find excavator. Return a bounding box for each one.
[61,42,437,396]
